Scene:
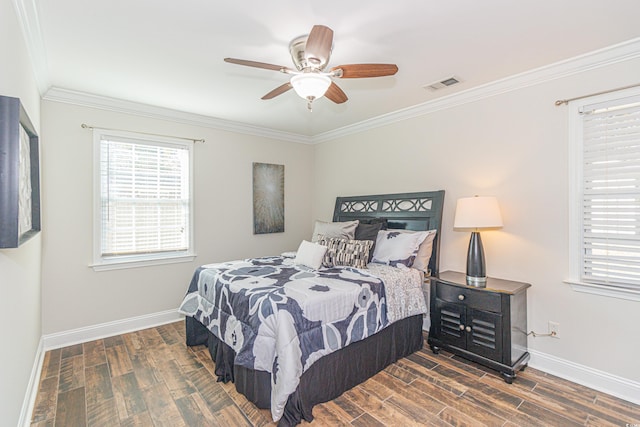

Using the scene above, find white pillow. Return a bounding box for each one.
[396,229,437,273]
[311,220,359,243]
[372,230,430,268]
[294,240,328,270]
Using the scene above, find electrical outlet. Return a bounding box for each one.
[548,321,560,338]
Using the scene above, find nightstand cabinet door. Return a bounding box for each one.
[467,308,503,362]
[432,299,466,349]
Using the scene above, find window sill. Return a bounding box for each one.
[91,253,196,272]
[564,280,640,302]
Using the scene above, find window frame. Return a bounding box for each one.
[91,128,196,271]
[566,86,640,301]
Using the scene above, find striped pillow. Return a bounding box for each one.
[317,236,374,269]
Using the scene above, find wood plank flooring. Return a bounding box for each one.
[31,320,640,426]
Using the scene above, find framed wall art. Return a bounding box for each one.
[0,95,41,248]
[252,162,284,234]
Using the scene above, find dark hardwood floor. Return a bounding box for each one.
[30,320,639,426]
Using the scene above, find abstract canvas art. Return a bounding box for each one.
[253,162,284,234]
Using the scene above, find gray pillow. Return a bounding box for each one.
[311,220,359,243]
[359,217,388,230]
[355,222,383,261]
[354,222,382,241]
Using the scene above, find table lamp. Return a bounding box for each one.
[453,196,503,286]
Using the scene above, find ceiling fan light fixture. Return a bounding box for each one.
[290,73,331,100]
[224,25,397,109]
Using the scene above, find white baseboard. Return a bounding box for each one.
[528,348,640,405]
[19,337,44,427]
[42,309,184,350]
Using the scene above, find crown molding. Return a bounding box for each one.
[43,87,314,144]
[12,0,50,94]
[313,37,640,143]
[36,33,640,145]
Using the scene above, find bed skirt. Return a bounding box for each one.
[185,314,424,426]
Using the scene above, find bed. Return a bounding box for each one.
[179,190,445,426]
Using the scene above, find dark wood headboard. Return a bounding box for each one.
[332,190,445,276]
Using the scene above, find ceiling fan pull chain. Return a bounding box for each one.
[307,99,313,112]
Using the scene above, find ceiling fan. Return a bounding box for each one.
[224,25,398,111]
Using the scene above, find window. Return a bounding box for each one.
[92,129,195,270]
[567,87,640,300]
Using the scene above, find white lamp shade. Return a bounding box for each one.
[454,196,503,229]
[290,73,331,99]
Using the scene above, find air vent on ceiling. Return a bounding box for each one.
[424,76,462,91]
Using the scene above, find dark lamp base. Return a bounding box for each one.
[466,231,487,288]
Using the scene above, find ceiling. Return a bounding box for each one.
[28,0,640,137]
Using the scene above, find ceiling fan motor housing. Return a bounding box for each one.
[289,35,332,71]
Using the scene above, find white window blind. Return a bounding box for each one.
[93,130,194,270]
[579,94,640,290]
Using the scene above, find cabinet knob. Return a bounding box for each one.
[459,324,465,331]
[465,326,472,332]
[458,294,465,301]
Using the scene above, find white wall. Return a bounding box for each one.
[0,0,43,424]
[313,58,640,385]
[40,101,314,334]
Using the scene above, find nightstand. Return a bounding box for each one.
[427,271,530,383]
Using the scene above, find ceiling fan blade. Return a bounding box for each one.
[325,82,348,104]
[332,64,398,78]
[224,58,293,73]
[304,25,333,67]
[261,82,293,100]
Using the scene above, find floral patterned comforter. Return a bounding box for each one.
[178,256,425,422]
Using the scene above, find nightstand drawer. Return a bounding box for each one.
[435,281,501,313]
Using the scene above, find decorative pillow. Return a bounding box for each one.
[354,222,383,261]
[396,229,437,273]
[294,240,328,270]
[371,229,430,268]
[311,220,359,243]
[317,236,374,269]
